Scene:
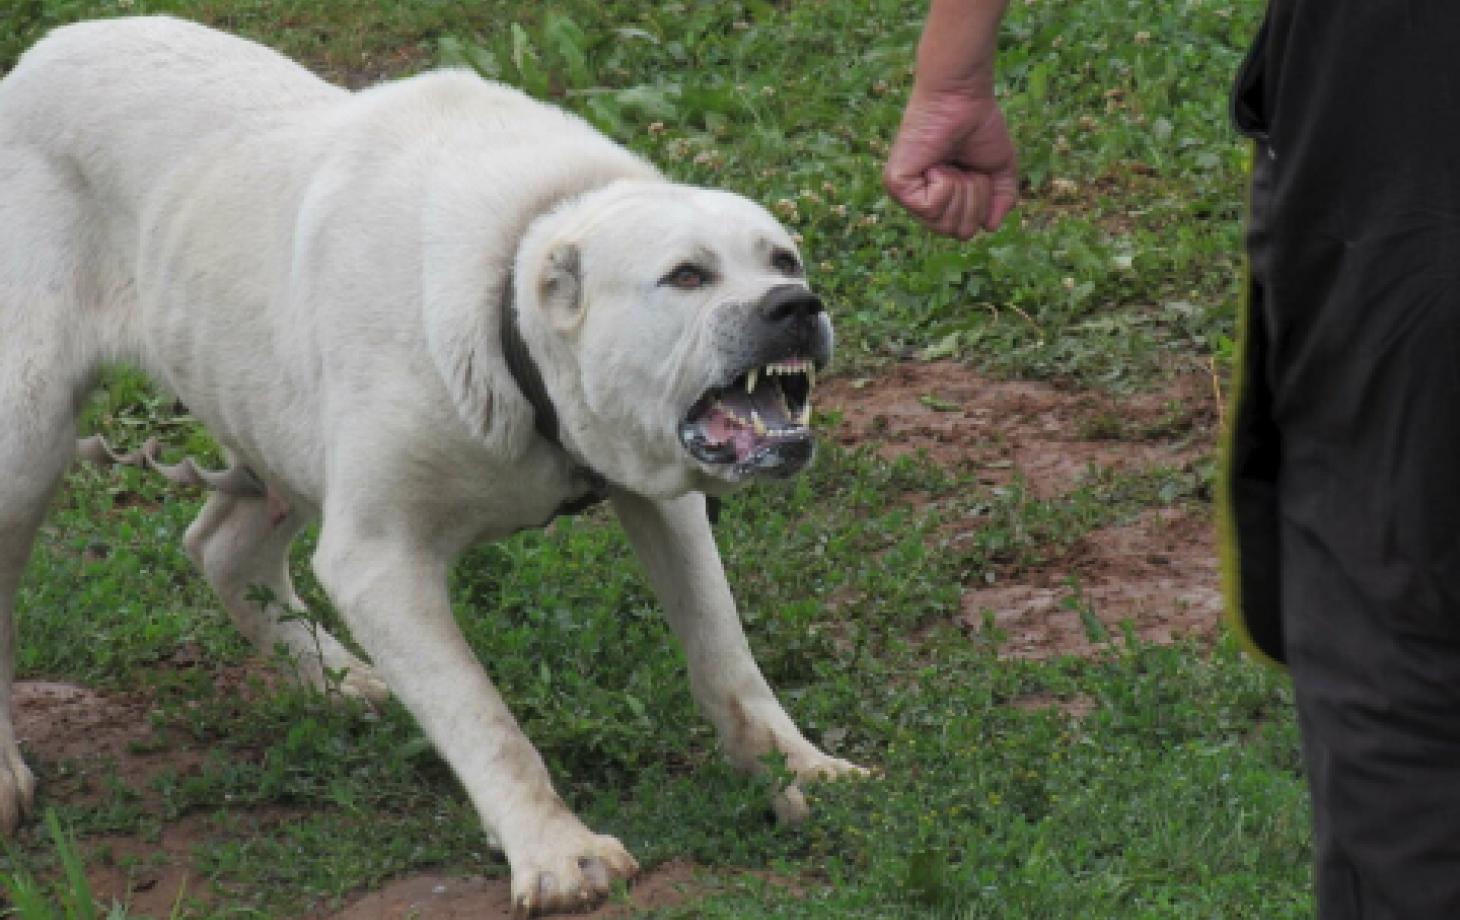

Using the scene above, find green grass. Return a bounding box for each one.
[0,0,1310,917]
[19,448,1307,918]
[1,0,1250,385]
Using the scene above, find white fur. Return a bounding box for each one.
[0,17,861,917]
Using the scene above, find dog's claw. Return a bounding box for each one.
[0,748,36,837]
[269,628,391,708]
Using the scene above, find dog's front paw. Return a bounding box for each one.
[508,816,639,918]
[790,751,871,783]
[772,751,873,825]
[334,663,390,706]
[0,745,36,836]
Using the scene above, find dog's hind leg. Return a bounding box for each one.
[0,321,94,834]
[183,491,388,704]
[0,138,111,833]
[0,402,73,835]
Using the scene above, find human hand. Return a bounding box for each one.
[883,86,1019,240]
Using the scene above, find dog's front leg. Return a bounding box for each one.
[612,490,867,822]
[312,523,637,918]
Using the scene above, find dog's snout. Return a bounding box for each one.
[742,284,833,369]
[757,285,823,324]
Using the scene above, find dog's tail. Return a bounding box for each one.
[75,436,265,497]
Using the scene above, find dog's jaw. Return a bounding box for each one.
[678,355,820,482]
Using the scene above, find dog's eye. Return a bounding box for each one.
[662,264,711,291]
[771,250,802,276]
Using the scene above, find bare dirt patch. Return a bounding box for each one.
[820,360,1216,498]
[82,807,304,917]
[13,680,220,913]
[960,506,1222,659]
[85,815,215,917]
[326,860,738,920]
[14,681,200,802]
[821,360,1223,658]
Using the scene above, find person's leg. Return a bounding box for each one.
[1286,532,1460,919]
[1269,198,1460,920]
[1236,2,1460,908]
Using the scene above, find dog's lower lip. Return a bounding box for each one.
[679,418,814,476]
[679,409,813,473]
[679,423,739,465]
[734,437,813,477]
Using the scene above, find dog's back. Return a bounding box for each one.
[0,16,656,490]
[0,17,343,211]
[0,17,345,359]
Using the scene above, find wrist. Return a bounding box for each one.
[909,62,996,101]
[913,0,1006,99]
[907,71,996,111]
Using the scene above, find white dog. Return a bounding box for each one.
[0,17,864,917]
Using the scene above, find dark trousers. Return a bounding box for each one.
[1223,2,1460,915]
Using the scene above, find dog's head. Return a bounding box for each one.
[514,180,833,498]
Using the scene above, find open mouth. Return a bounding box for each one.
[678,358,817,478]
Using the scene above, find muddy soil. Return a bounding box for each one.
[820,360,1223,659]
[327,861,713,920]
[14,681,213,916]
[821,360,1216,498]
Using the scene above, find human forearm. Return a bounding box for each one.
[914,0,1011,96]
[883,0,1018,239]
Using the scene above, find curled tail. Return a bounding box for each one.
[75,435,264,497]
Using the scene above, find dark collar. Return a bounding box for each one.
[499,269,610,519]
[497,268,722,527]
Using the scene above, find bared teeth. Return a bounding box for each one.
[746,368,759,393]
[798,402,812,426]
[761,358,816,382]
[751,410,767,436]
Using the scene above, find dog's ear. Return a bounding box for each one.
[538,242,583,330]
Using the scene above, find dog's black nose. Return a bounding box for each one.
[757,285,824,324]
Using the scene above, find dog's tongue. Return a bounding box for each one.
[703,387,797,461]
[702,411,762,461]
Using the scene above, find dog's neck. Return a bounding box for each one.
[498,268,610,518]
[498,268,564,447]
[497,269,723,527]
